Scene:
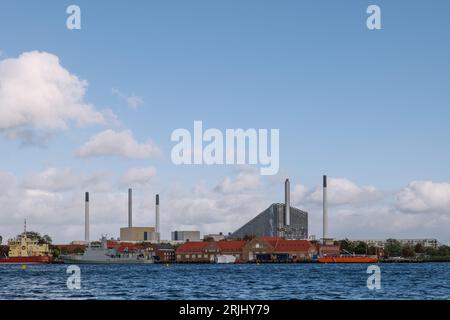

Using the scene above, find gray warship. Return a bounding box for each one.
[60,236,154,264]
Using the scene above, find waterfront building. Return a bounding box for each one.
[176,241,246,263]
[175,237,321,263]
[149,243,176,263]
[242,237,317,262]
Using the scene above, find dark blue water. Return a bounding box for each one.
[1,263,449,300]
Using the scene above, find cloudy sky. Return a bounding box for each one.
[1,1,450,244]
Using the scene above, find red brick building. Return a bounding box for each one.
[149,243,176,263]
[176,237,321,263]
[242,237,318,262]
[176,241,247,263]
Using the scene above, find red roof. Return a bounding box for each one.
[176,242,210,254]
[217,241,246,252]
[274,240,313,252]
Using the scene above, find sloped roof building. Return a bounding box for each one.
[229,203,308,240]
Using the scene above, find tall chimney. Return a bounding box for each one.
[323,175,328,244]
[285,179,290,226]
[128,188,132,228]
[155,194,160,242]
[85,192,90,243]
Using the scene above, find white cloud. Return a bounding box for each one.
[0,51,108,135]
[396,181,450,214]
[121,167,157,186]
[214,166,260,193]
[76,129,162,159]
[112,88,144,109]
[307,178,382,205]
[21,168,82,191]
[0,171,16,196]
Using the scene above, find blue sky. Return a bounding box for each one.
[1,1,450,243]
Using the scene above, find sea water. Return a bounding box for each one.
[0,263,449,300]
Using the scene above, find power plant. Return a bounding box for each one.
[81,175,331,244]
[83,188,161,243]
[120,188,160,242]
[228,178,308,240]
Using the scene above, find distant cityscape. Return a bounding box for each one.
[1,175,448,265]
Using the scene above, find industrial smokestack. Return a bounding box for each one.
[323,175,328,244]
[155,194,160,242]
[85,192,90,243]
[285,179,290,226]
[128,188,132,228]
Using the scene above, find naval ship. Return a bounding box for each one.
[60,236,154,264]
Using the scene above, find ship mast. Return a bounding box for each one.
[24,219,27,235]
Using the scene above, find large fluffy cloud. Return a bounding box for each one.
[292,177,382,206]
[0,51,107,133]
[396,181,450,213]
[76,129,162,159]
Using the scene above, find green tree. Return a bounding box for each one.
[354,242,368,255]
[402,245,415,258]
[367,246,377,255]
[339,239,355,254]
[414,243,425,254]
[20,231,52,245]
[51,247,61,258]
[437,245,450,256]
[42,235,52,244]
[385,239,402,257]
[425,247,438,256]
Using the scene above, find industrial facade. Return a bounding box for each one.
[229,179,308,240]
[229,203,308,240]
[172,231,201,242]
[120,227,158,242]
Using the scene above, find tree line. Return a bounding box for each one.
[336,239,450,258]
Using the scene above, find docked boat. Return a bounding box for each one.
[0,221,53,264]
[318,255,379,263]
[60,236,154,264]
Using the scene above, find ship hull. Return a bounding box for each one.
[318,256,378,263]
[0,256,53,264]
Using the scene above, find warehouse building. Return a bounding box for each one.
[229,179,308,240]
[175,237,319,263]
